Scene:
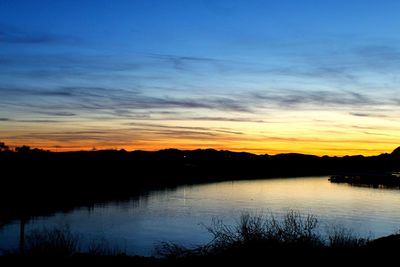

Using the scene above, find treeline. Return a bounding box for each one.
[1,142,400,222]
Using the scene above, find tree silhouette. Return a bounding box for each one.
[0,142,9,152]
[15,145,31,153]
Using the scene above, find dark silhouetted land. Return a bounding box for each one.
[1,143,400,223]
[2,143,400,265]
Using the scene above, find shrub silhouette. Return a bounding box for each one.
[156,211,370,259]
[327,225,369,248]
[21,226,125,257]
[207,211,321,251]
[25,225,80,257]
[87,237,125,256]
[156,211,323,258]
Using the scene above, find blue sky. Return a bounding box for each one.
[1,0,400,154]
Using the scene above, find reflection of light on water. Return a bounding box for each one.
[392,172,400,178]
[183,187,186,206]
[2,176,400,256]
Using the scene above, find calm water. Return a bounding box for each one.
[1,176,400,255]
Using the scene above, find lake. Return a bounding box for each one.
[1,176,400,255]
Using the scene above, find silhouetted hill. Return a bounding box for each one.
[391,146,400,157]
[1,145,400,222]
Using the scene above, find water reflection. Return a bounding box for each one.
[1,176,400,255]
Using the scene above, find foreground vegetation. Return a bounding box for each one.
[1,211,399,266]
[155,211,374,259]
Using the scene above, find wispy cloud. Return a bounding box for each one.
[176,116,268,123]
[0,24,80,45]
[1,83,396,127]
[0,85,252,114]
[149,53,221,64]
[349,112,388,118]
[249,89,381,108]
[6,126,243,144]
[0,117,69,123]
[0,53,143,81]
[36,111,76,117]
[15,119,64,123]
[126,122,244,135]
[356,45,400,65]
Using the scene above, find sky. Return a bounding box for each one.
[1,0,400,155]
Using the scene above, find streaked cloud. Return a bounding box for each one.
[36,111,76,117]
[0,24,80,45]
[248,89,388,108]
[349,112,388,118]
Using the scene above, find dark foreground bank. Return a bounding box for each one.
[1,245,399,267]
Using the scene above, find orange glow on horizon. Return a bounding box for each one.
[2,140,397,156]
[2,110,399,156]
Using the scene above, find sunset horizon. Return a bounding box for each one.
[2,141,400,157]
[2,1,400,156]
[3,1,400,263]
